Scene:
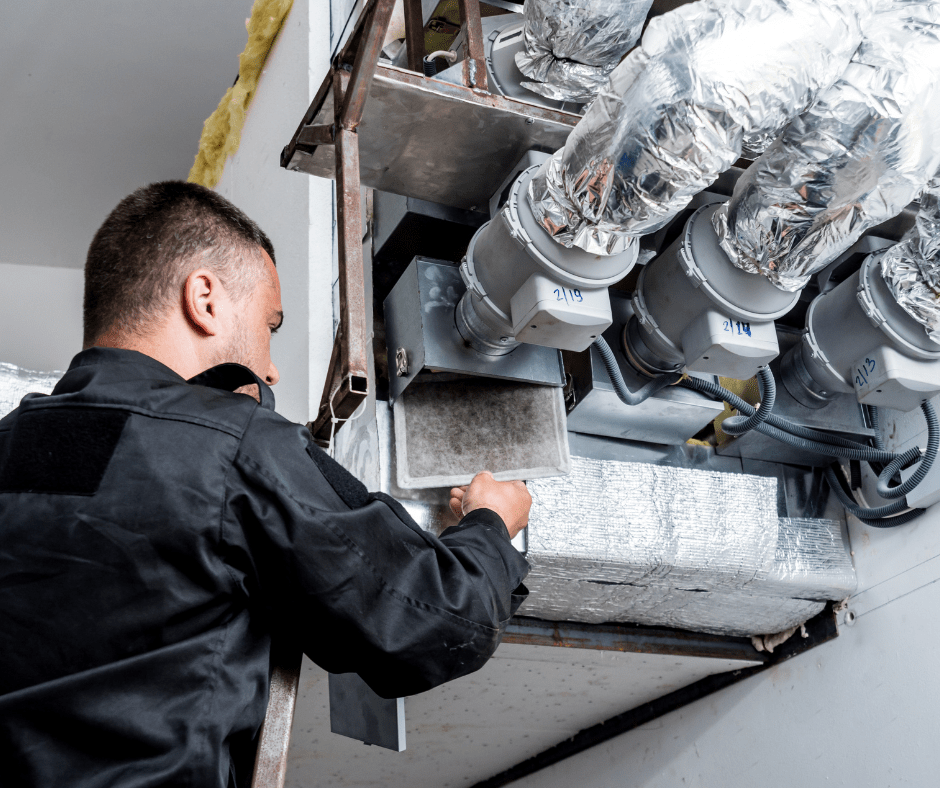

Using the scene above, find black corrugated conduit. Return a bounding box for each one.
[593,337,937,527]
[593,336,683,405]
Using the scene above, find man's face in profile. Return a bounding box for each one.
[224,249,283,396]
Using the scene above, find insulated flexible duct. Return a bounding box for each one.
[881,175,940,342]
[514,0,654,103]
[527,0,866,255]
[715,1,940,291]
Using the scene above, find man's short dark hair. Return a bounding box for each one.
[83,181,276,347]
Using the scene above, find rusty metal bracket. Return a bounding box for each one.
[250,648,303,788]
[402,0,426,73]
[340,0,397,131]
[458,0,489,90]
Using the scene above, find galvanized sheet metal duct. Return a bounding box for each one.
[514,0,654,103]
[521,457,856,636]
[881,175,940,342]
[0,362,63,419]
[716,1,940,291]
[527,0,865,256]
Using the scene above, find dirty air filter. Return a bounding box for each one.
[520,457,856,636]
[393,378,570,489]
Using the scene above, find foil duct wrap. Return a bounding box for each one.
[520,458,856,636]
[880,176,940,342]
[715,1,940,291]
[514,0,654,104]
[527,0,865,256]
[0,362,63,419]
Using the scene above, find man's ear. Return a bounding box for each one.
[182,268,224,337]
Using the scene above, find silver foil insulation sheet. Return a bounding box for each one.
[0,362,63,419]
[881,175,940,341]
[716,1,940,291]
[527,0,865,256]
[514,0,653,104]
[520,457,856,636]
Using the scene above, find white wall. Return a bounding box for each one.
[512,399,940,788]
[215,0,336,425]
[0,262,83,371]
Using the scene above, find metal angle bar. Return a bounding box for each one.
[250,648,303,788]
[457,0,489,91]
[309,76,370,446]
[340,0,397,130]
[332,119,369,385]
[503,617,767,663]
[473,605,839,788]
[297,123,335,148]
[402,0,425,73]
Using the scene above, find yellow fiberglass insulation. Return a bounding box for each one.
[188,0,294,188]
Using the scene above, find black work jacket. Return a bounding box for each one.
[0,348,529,787]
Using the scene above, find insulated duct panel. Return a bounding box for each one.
[527,0,865,255]
[520,457,856,636]
[0,362,63,419]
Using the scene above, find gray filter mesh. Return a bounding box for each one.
[520,457,856,636]
[393,379,570,489]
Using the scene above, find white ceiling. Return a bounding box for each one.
[0,0,254,270]
[286,645,762,787]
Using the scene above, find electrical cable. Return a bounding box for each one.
[875,400,938,499]
[677,374,902,462]
[602,338,934,525]
[719,366,775,436]
[593,337,683,406]
[674,368,935,525]
[825,463,926,527]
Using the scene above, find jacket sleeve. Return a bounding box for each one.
[223,410,530,698]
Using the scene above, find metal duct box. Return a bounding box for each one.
[384,257,565,401]
[373,191,487,292]
[520,457,856,636]
[565,294,725,445]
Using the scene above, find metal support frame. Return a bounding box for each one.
[402,0,425,73]
[471,605,840,788]
[302,0,505,446]
[458,0,489,90]
[307,0,397,445]
[250,649,304,788]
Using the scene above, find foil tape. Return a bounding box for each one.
[527,0,865,256]
[716,1,940,291]
[881,176,940,342]
[519,458,856,636]
[0,362,63,420]
[514,0,653,104]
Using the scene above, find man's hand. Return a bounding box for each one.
[449,471,531,539]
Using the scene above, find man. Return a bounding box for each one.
[0,181,531,787]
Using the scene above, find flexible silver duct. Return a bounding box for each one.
[715,1,940,291]
[0,362,63,419]
[881,175,940,342]
[527,0,865,256]
[514,0,654,104]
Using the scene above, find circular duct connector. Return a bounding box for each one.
[626,203,799,373]
[783,253,940,401]
[457,165,637,353]
[485,21,583,114]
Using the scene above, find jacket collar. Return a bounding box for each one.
[62,347,276,411]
